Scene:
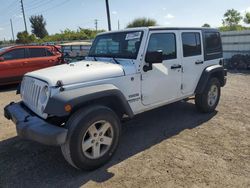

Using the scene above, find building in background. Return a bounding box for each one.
[221,30,250,59]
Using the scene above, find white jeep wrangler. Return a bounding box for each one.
[4,27,227,170]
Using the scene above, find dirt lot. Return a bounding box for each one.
[0,72,249,188]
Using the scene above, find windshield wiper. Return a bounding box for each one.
[112,57,120,64]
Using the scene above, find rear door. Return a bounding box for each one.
[0,48,27,84]
[25,47,57,72]
[180,31,205,95]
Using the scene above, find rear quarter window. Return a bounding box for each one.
[28,48,46,58]
[205,32,222,54]
[204,31,223,60]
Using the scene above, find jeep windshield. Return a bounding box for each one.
[88,31,143,59]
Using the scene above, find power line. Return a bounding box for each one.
[25,0,55,12]
[0,3,20,24]
[26,0,50,8]
[27,0,71,15]
[0,0,17,13]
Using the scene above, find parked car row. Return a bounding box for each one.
[0,45,63,86]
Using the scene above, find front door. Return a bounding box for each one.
[141,31,182,106]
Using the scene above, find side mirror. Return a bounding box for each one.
[145,50,163,64]
[143,50,163,72]
[0,57,4,62]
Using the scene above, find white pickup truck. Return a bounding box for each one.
[4,27,227,170]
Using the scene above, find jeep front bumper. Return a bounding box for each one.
[4,102,68,146]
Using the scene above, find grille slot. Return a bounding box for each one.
[21,76,48,119]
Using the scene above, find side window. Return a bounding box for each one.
[205,32,222,54]
[2,48,25,60]
[147,33,176,60]
[28,48,46,58]
[182,32,201,57]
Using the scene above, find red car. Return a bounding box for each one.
[0,45,63,85]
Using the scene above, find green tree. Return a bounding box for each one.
[16,31,36,44]
[202,23,211,27]
[244,12,250,24]
[126,17,157,28]
[222,9,242,27]
[219,25,247,31]
[39,28,104,42]
[29,15,48,39]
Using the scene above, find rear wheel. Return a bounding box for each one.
[195,77,221,113]
[61,105,121,170]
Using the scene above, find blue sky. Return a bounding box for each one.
[0,0,250,40]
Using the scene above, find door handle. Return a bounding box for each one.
[171,64,182,69]
[195,61,204,65]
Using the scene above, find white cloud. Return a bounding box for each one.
[165,14,174,19]
[112,11,117,15]
[240,7,250,14]
[0,27,3,31]
[162,7,166,11]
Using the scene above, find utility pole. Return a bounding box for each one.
[94,19,98,32]
[10,19,15,41]
[118,20,120,30]
[105,0,111,31]
[20,0,27,32]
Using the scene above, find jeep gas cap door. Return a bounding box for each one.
[141,30,182,105]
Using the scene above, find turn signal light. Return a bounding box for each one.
[64,104,72,112]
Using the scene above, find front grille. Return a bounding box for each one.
[22,78,41,109]
[21,76,48,118]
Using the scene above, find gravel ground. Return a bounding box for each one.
[0,72,249,188]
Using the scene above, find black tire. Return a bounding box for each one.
[195,77,221,113]
[61,105,121,170]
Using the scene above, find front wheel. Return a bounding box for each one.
[61,105,121,170]
[195,77,221,113]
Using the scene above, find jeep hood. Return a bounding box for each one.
[26,61,125,86]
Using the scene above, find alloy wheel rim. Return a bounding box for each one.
[82,120,114,159]
[208,85,218,107]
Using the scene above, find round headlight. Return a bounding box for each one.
[40,86,50,104]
